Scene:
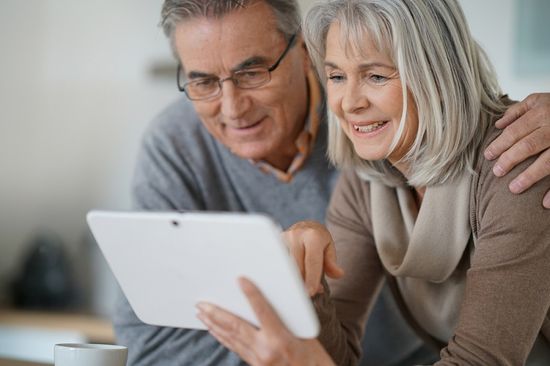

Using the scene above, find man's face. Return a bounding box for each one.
[173,1,311,169]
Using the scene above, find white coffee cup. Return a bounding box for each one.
[54,343,128,366]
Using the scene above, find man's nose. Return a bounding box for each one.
[220,79,251,120]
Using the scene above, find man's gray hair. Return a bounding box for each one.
[304,0,507,186]
[161,0,301,59]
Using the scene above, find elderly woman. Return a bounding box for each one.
[196,0,550,365]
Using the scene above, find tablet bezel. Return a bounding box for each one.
[87,210,320,339]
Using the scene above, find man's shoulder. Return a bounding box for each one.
[141,97,216,155]
[148,97,203,137]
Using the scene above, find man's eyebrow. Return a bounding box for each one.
[186,56,270,80]
[232,56,269,72]
[187,70,215,80]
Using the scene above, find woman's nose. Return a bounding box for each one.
[342,80,369,114]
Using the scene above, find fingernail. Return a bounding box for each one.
[493,164,505,177]
[509,178,524,194]
[197,313,212,328]
[196,302,210,312]
[544,195,550,209]
[484,148,495,160]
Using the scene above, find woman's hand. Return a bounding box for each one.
[484,93,550,208]
[196,277,335,366]
[282,221,344,296]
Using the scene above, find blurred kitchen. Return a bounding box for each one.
[0,0,548,365]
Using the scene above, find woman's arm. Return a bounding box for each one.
[253,170,384,365]
[318,170,385,365]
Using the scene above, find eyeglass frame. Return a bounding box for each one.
[176,33,298,101]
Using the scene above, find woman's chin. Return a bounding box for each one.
[352,145,389,162]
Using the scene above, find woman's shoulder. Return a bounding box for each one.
[472,124,549,237]
[474,124,502,178]
[328,169,374,227]
[331,169,372,206]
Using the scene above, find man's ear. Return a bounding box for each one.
[297,33,313,73]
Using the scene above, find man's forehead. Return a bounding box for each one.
[174,6,286,76]
[186,1,279,35]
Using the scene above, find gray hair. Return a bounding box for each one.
[161,0,302,60]
[304,0,507,186]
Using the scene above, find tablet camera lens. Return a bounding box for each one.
[171,220,179,227]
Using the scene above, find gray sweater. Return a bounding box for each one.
[113,97,432,365]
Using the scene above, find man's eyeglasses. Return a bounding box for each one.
[177,33,297,101]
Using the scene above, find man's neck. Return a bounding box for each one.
[258,71,316,173]
[263,143,300,171]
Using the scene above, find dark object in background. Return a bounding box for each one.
[11,231,78,310]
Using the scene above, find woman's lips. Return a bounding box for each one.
[352,121,389,133]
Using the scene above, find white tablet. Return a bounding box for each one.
[86,210,319,338]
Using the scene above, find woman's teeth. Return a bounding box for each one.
[353,121,387,133]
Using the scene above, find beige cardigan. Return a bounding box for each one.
[315,127,550,365]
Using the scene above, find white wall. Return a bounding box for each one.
[460,0,550,99]
[0,0,175,306]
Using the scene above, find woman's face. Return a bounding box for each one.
[325,22,418,169]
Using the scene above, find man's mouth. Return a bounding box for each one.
[232,119,263,130]
[222,117,267,137]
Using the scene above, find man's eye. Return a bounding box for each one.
[238,70,263,80]
[194,78,217,88]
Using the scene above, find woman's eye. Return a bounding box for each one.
[369,74,388,84]
[327,74,345,83]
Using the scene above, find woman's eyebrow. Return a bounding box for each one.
[324,60,395,70]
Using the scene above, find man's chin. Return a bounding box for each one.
[229,144,272,162]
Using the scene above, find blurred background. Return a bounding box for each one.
[0,0,548,364]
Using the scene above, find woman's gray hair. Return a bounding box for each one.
[304,0,507,186]
[161,0,301,60]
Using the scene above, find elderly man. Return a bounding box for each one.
[114,0,550,365]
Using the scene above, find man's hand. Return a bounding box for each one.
[282,221,344,296]
[197,278,335,366]
[484,93,550,208]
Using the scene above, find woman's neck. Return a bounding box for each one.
[391,160,425,207]
[413,186,425,207]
